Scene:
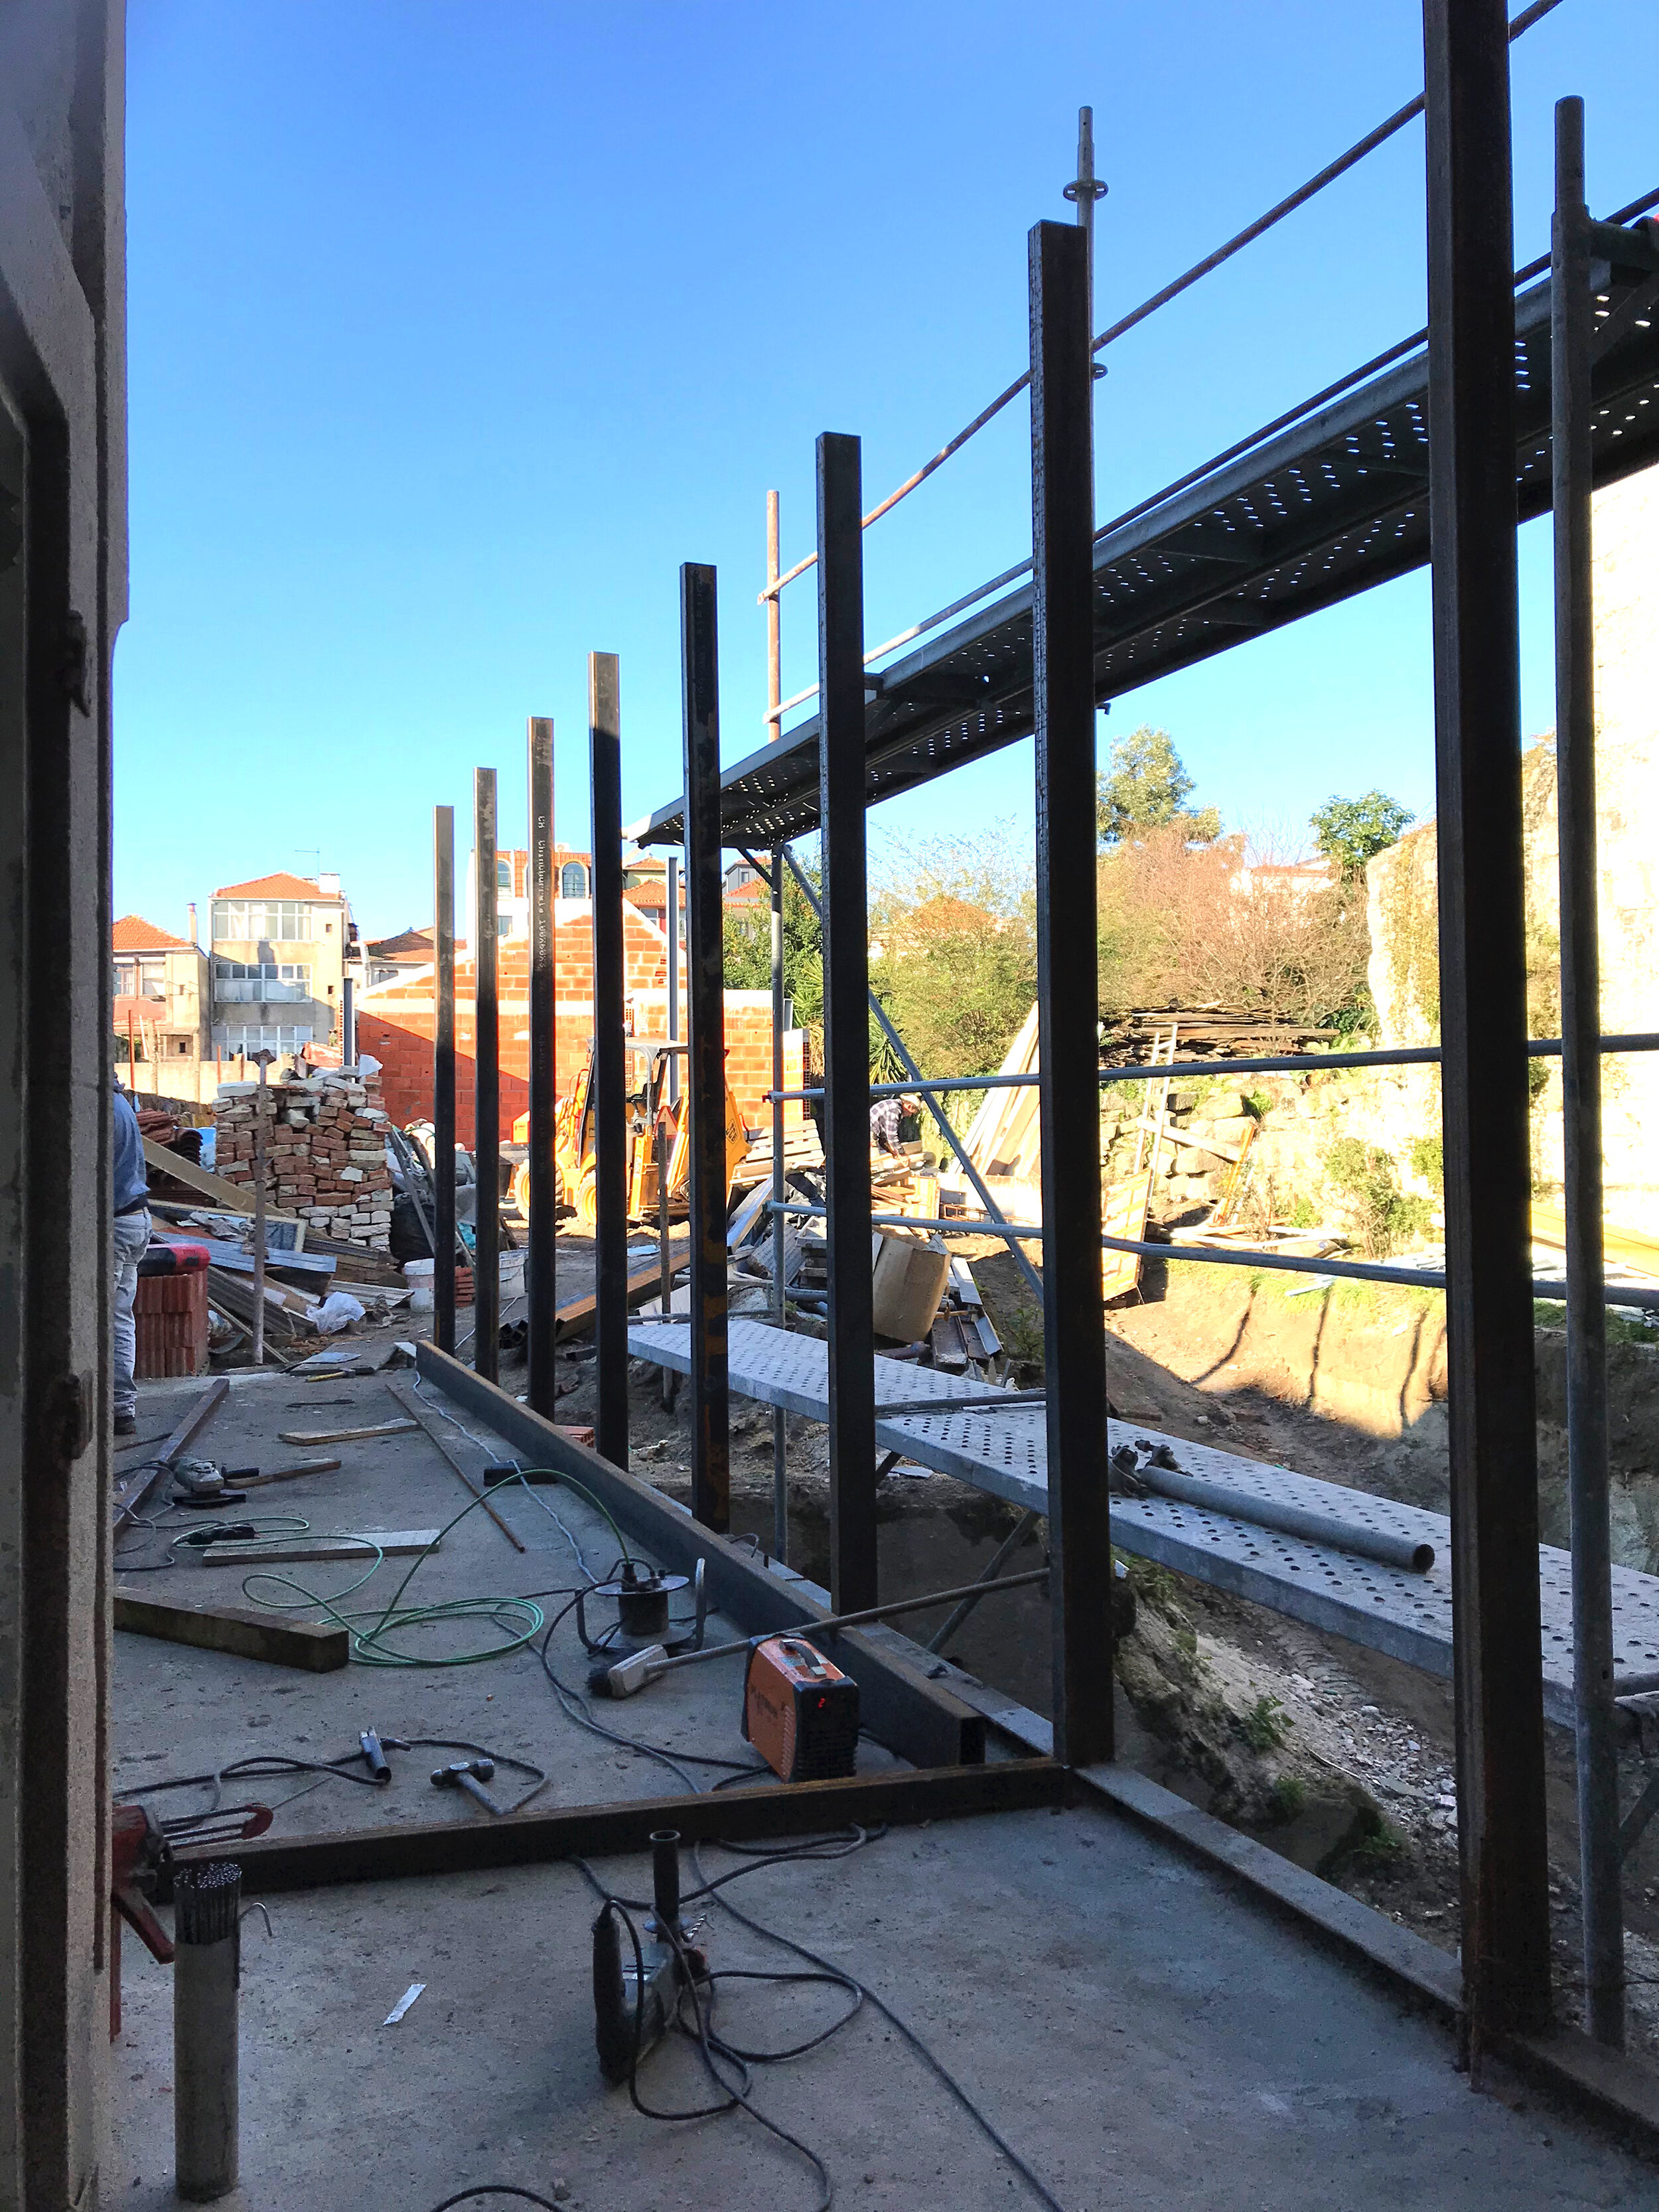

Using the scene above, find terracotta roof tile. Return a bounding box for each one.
[113,913,196,952]
[213,871,338,899]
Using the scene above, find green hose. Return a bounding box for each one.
[241,1480,549,1669]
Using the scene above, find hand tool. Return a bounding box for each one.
[430,1757,507,1816]
[592,1828,708,2081]
[358,1728,407,1783]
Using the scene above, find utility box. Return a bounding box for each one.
[871,1226,951,1344]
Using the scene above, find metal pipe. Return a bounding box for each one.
[590,651,629,1469]
[924,1511,1042,1655]
[1423,0,1551,2050]
[473,767,500,1384]
[527,717,558,1415]
[666,854,680,1108]
[768,491,789,1562]
[681,563,731,1532]
[1030,216,1114,1770]
[433,806,457,1355]
[1553,94,1622,2049]
[759,1196,1658,1305]
[818,431,879,1613]
[1134,1458,1435,1573]
[172,1860,241,2201]
[250,1051,271,1369]
[756,846,1046,1307]
[768,1032,1659,1101]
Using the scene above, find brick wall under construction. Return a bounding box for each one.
[212,1070,396,1249]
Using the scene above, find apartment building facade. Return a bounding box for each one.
[209,869,361,1057]
[112,914,210,1072]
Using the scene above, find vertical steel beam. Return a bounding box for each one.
[590,651,629,1469]
[433,805,457,1357]
[472,769,500,1383]
[666,855,681,1107]
[767,486,789,1562]
[1422,0,1551,2049]
[817,431,877,1613]
[1553,94,1621,2048]
[681,565,729,1532]
[526,717,558,1416]
[1029,219,1114,1769]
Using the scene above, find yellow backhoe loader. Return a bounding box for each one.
[510,1040,749,1230]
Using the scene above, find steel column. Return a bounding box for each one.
[1422,0,1551,2049]
[768,486,788,1562]
[1029,219,1114,1769]
[589,651,629,1469]
[666,855,680,1106]
[681,565,730,1532]
[817,432,878,1613]
[472,768,500,1383]
[433,805,457,1356]
[1553,95,1621,2048]
[526,717,558,1416]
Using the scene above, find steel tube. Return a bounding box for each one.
[768,490,789,1563]
[757,845,1046,1307]
[663,850,681,1413]
[1553,96,1623,2049]
[924,1511,1043,1655]
[1135,1460,1435,1573]
[768,1032,1659,1102]
[250,1055,269,1370]
[473,768,500,1383]
[1423,0,1552,2048]
[681,563,730,1532]
[818,432,879,1611]
[433,806,457,1356]
[1030,218,1114,1769]
[526,717,557,1414]
[173,1861,241,2201]
[590,652,629,1469]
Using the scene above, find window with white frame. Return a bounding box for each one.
[212,1023,315,1053]
[211,900,313,942]
[213,959,312,1003]
[560,861,588,898]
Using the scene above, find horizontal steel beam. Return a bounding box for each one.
[413,1343,987,1768]
[176,1758,1064,1893]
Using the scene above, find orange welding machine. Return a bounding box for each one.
[741,1635,860,1781]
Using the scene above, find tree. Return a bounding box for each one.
[723,857,823,1037]
[868,830,1037,1078]
[1096,725,1220,846]
[1309,790,1413,877]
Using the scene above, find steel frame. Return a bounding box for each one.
[818,433,879,1611]
[526,716,558,1413]
[431,804,457,1357]
[589,651,629,1468]
[681,565,731,1532]
[472,767,500,1384]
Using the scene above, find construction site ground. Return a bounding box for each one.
[111,1308,1658,2209]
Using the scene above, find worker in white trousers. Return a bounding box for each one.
[113,1079,150,1435]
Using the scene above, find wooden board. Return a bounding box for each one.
[196,1528,441,1568]
[140,1136,301,1221]
[276,1418,418,1445]
[1101,1167,1155,1301]
[114,1590,349,1670]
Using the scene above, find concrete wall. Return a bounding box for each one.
[0,4,126,2204]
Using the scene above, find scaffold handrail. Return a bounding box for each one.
[757,0,1569,623]
[760,1200,1659,1308]
[768,1032,1659,1102]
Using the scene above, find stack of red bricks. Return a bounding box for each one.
[213,1071,396,1250]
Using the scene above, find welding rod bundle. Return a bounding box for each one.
[173,1860,243,2201]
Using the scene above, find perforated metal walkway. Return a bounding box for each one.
[629,242,1659,851]
[628,1315,1659,1728]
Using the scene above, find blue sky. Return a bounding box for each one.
[115,0,1654,943]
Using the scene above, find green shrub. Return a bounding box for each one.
[1241,1694,1291,1751]
[1407,1134,1444,1195]
[1323,1139,1435,1258]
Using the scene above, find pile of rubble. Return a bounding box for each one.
[213,1071,395,1250]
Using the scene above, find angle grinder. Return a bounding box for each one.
[592,1828,708,2081]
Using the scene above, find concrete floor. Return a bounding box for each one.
[109,1366,1656,2211]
